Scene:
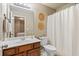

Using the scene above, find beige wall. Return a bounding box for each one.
[29,3,55,36]
[29,3,55,15]
[56,3,75,12]
[33,11,47,36]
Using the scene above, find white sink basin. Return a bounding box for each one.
[3,39,21,45]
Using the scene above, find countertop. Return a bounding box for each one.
[1,37,41,49]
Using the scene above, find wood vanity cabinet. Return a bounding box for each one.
[15,52,27,56]
[3,48,16,56]
[27,48,40,56]
[3,42,41,56]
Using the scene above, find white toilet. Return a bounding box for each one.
[40,37,56,56]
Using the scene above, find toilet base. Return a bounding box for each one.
[43,45,56,56]
[41,49,48,56]
[41,49,56,56]
[46,51,56,56]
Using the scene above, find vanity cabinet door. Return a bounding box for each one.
[18,44,33,53]
[3,48,16,56]
[15,53,23,56]
[22,52,27,56]
[15,52,27,56]
[33,42,40,48]
[27,48,40,56]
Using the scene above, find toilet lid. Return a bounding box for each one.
[44,45,56,50]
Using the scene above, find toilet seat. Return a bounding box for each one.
[43,45,56,51]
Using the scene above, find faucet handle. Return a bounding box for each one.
[2,45,8,48]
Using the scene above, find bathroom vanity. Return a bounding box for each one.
[2,37,41,56]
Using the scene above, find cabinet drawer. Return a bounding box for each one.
[33,42,40,48]
[15,53,23,56]
[3,48,16,56]
[27,48,40,56]
[18,44,33,53]
[22,52,27,56]
[15,52,27,56]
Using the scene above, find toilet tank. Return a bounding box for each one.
[40,37,48,46]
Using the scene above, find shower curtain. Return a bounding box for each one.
[47,4,79,56]
[73,4,79,56]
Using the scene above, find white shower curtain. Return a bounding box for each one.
[55,11,62,55]
[73,4,79,56]
[47,4,78,56]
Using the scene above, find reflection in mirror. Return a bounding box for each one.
[2,3,34,40]
[3,14,7,33]
[3,19,6,32]
[14,16,24,37]
[3,14,8,39]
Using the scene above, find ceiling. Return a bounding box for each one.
[42,3,67,9]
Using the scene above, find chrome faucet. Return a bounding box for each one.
[2,45,8,48]
[34,36,40,39]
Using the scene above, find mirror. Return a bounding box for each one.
[3,3,34,38]
[14,16,24,37]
